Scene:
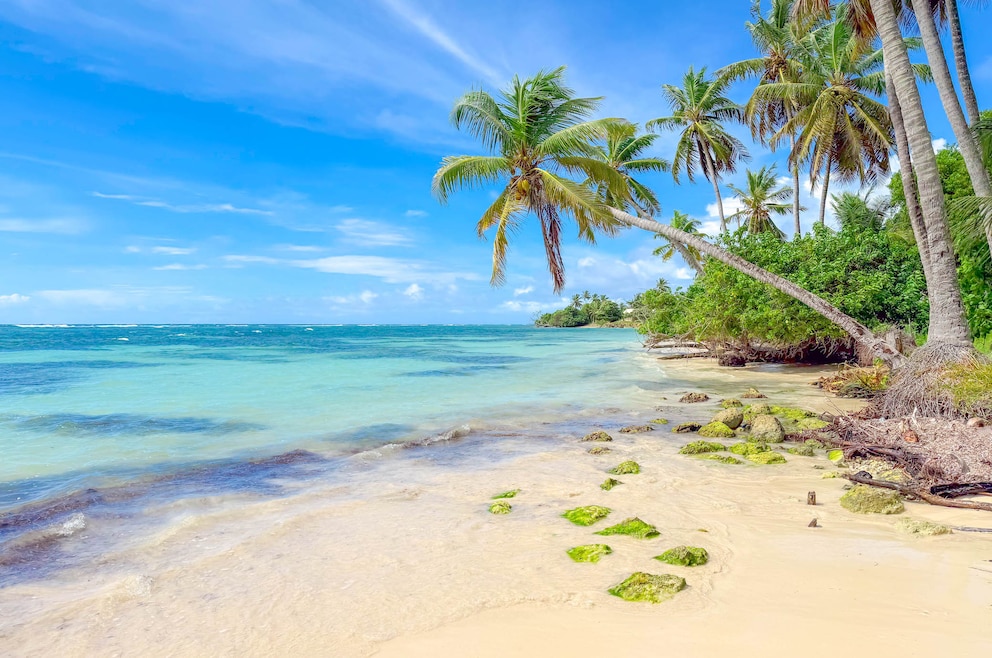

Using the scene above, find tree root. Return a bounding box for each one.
[843,472,992,513]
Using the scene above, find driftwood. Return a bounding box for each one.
[930,482,992,498]
[843,472,992,513]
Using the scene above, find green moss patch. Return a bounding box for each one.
[600,477,624,491]
[679,392,710,403]
[562,505,612,526]
[827,448,845,464]
[567,544,613,563]
[619,425,653,434]
[701,454,743,464]
[650,418,670,425]
[672,422,703,434]
[839,485,904,514]
[769,406,817,420]
[609,460,641,475]
[492,489,520,500]
[896,518,952,536]
[655,545,709,567]
[595,517,660,539]
[608,572,686,603]
[678,440,726,455]
[581,431,613,442]
[821,471,842,479]
[787,444,816,457]
[795,418,830,430]
[698,421,735,438]
[587,445,612,455]
[805,438,825,449]
[729,442,770,456]
[746,451,787,465]
[712,408,744,430]
[489,501,512,515]
[721,398,743,408]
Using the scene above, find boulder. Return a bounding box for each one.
[587,445,612,455]
[741,387,767,399]
[678,440,726,455]
[581,431,613,442]
[651,418,670,425]
[567,544,613,563]
[679,392,710,403]
[749,414,785,443]
[720,398,743,408]
[654,545,709,567]
[619,425,653,434]
[608,572,686,603]
[718,351,747,367]
[787,444,816,456]
[712,408,744,430]
[839,485,904,514]
[745,402,773,417]
[562,505,612,526]
[746,451,787,465]
[698,422,736,438]
[672,422,703,434]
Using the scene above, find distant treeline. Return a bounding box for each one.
[535,292,626,328]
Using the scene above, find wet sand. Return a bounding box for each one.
[2,359,991,657]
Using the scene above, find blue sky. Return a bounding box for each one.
[0,0,990,323]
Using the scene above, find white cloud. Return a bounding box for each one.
[931,138,948,152]
[0,293,30,304]
[513,285,534,296]
[153,263,208,271]
[335,218,414,247]
[294,255,478,284]
[577,257,596,268]
[223,255,281,265]
[277,244,324,252]
[500,300,563,313]
[93,192,271,216]
[0,218,86,234]
[359,290,378,304]
[404,209,428,217]
[324,290,379,306]
[404,283,424,299]
[151,246,196,255]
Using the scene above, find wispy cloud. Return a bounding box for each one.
[513,285,534,296]
[404,209,428,217]
[94,191,272,216]
[500,299,563,313]
[325,290,379,305]
[153,263,208,271]
[222,252,480,284]
[0,293,30,305]
[335,218,414,247]
[0,217,86,234]
[403,283,424,299]
[152,246,196,255]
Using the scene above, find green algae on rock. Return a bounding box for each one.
[587,445,612,455]
[489,501,512,514]
[787,444,816,457]
[698,421,736,438]
[608,572,686,603]
[721,398,743,408]
[741,387,767,399]
[821,470,842,478]
[673,422,703,434]
[827,448,846,464]
[839,485,904,514]
[581,431,613,442]
[744,402,773,418]
[595,517,660,539]
[679,392,710,403]
[712,408,744,430]
[655,545,709,567]
[769,406,817,420]
[729,442,770,456]
[795,417,830,430]
[567,543,614,563]
[609,460,641,475]
[702,454,743,464]
[562,505,612,526]
[746,451,787,465]
[678,440,726,455]
[491,489,520,500]
[748,414,785,443]
[896,518,952,536]
[805,438,826,449]
[619,425,653,434]
[600,477,624,491]
[651,418,670,425]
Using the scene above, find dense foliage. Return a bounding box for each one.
[536,293,625,327]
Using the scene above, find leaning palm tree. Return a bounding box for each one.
[647,68,749,233]
[751,15,894,226]
[432,67,626,292]
[652,211,706,274]
[587,123,669,217]
[727,166,791,239]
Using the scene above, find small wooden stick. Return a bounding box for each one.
[807,491,816,506]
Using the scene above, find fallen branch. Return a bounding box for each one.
[843,473,992,513]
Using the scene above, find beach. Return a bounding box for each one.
[1,328,991,656]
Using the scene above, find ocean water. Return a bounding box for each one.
[0,324,658,514]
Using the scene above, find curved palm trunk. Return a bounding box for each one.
[791,134,801,238]
[916,0,992,263]
[871,0,971,347]
[700,144,727,232]
[886,73,934,287]
[947,0,981,125]
[609,207,905,366]
[817,157,831,226]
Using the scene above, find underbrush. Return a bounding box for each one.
[815,362,891,398]
[941,361,992,417]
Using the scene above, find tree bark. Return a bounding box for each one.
[946,0,981,126]
[818,156,831,226]
[871,0,972,346]
[886,73,934,287]
[609,207,905,366]
[705,148,727,233]
[791,134,802,238]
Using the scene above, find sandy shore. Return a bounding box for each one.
[2,359,991,657]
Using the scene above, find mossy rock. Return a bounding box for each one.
[821,471,842,479]
[827,448,846,464]
[896,518,952,536]
[744,402,773,418]
[567,543,613,563]
[492,489,520,500]
[650,418,669,425]
[655,545,709,567]
[678,440,726,455]
[672,422,703,434]
[489,501,512,514]
[600,477,623,491]
[794,417,830,430]
[741,387,767,399]
[698,422,735,438]
[729,442,770,456]
[609,460,641,475]
[562,505,612,526]
[701,454,743,465]
[839,485,904,514]
[721,398,743,408]
[587,445,612,455]
[619,425,653,434]
[711,408,744,430]
[595,517,660,539]
[581,431,613,442]
[769,406,817,420]
[805,438,826,449]
[608,572,686,603]
[749,415,785,443]
[679,392,710,403]
[787,444,816,457]
[746,451,787,465]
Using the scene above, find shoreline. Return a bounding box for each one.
[2,356,991,656]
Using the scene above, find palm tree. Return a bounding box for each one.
[945,0,984,126]
[438,68,904,365]
[726,166,791,238]
[571,294,582,309]
[588,123,669,217]
[647,68,749,233]
[582,290,591,301]
[652,211,707,274]
[720,0,806,236]
[432,67,626,292]
[750,14,893,226]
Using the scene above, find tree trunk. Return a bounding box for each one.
[791,134,802,238]
[706,151,727,233]
[871,0,971,347]
[946,0,981,126]
[886,73,934,287]
[818,157,831,226]
[609,207,905,366]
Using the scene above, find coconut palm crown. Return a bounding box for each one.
[589,123,670,217]
[432,67,628,292]
[727,165,792,239]
[652,210,706,274]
